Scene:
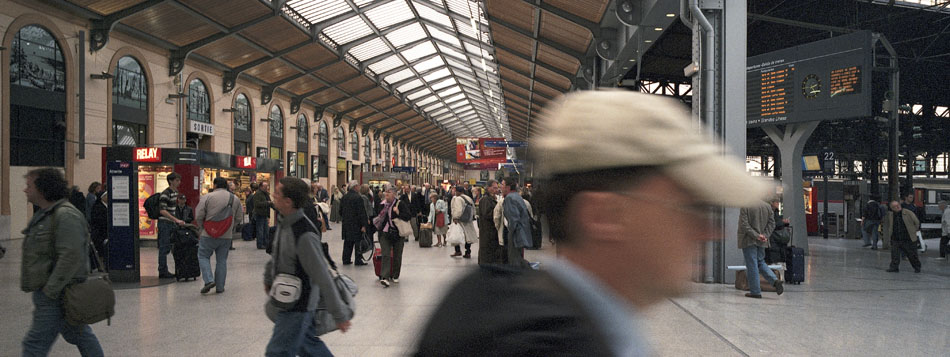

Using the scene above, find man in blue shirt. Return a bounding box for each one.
[413,91,771,356]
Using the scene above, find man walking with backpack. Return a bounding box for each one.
[862,200,882,249]
[21,168,104,356]
[195,177,244,294]
[157,173,184,279]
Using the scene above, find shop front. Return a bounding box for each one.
[360,171,411,190]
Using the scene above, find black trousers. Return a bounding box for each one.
[890,239,921,271]
[940,235,950,257]
[342,239,364,264]
[454,243,472,255]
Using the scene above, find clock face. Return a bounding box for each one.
[802,74,821,99]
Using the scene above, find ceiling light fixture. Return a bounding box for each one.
[654,27,663,31]
[666,13,676,17]
[645,40,653,43]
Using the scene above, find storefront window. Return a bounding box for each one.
[9,25,66,166]
[233,93,251,156]
[336,127,345,158]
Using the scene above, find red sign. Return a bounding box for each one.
[235,155,257,169]
[456,137,506,164]
[392,156,396,167]
[135,147,162,162]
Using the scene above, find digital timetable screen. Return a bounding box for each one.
[746,31,872,127]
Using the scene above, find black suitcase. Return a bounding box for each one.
[172,241,200,281]
[419,228,433,248]
[529,219,542,250]
[241,221,255,241]
[784,246,805,284]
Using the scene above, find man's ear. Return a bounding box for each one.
[571,192,627,244]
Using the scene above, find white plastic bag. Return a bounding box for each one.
[446,223,465,246]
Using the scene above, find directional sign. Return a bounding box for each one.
[484,140,528,148]
[392,166,417,173]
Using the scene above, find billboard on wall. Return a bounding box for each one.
[456,137,507,163]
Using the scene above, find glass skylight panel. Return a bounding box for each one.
[413,57,445,73]
[437,44,466,60]
[349,38,390,61]
[429,77,456,90]
[423,68,451,82]
[401,41,437,61]
[386,23,426,47]
[383,68,415,85]
[396,79,423,93]
[445,0,477,18]
[368,55,404,74]
[287,0,351,24]
[415,95,439,107]
[438,85,462,97]
[407,88,431,101]
[429,107,450,117]
[426,25,461,47]
[443,93,465,103]
[324,15,374,45]
[454,20,478,41]
[414,1,453,26]
[365,0,414,30]
[451,101,469,110]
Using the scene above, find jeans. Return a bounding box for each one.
[198,237,231,290]
[157,220,175,274]
[742,245,777,295]
[862,220,880,246]
[940,235,949,258]
[889,239,922,271]
[379,231,404,279]
[23,291,104,357]
[256,215,270,249]
[265,310,333,357]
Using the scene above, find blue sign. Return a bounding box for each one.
[498,163,525,170]
[484,140,528,148]
[392,166,417,173]
[106,161,137,274]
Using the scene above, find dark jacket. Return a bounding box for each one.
[340,190,368,242]
[410,191,426,217]
[89,199,109,245]
[414,265,612,356]
[174,204,194,224]
[251,189,272,217]
[21,200,90,299]
[883,209,920,243]
[477,195,504,265]
[386,199,412,238]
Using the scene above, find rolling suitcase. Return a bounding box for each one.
[529,218,542,250]
[419,227,433,248]
[784,246,805,284]
[172,227,201,281]
[242,221,255,241]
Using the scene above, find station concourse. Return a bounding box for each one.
[1,0,950,356]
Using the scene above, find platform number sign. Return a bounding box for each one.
[821,151,835,174]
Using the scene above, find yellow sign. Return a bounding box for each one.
[337,158,347,172]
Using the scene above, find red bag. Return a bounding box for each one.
[435,212,446,228]
[202,194,235,238]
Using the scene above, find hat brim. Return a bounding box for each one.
[663,155,770,208]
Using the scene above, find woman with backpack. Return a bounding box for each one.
[450,186,478,258]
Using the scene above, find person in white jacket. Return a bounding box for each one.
[450,186,478,258]
[195,177,244,294]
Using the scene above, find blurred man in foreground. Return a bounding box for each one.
[413,90,767,356]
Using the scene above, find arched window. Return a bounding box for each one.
[384,142,391,171]
[295,113,308,178]
[233,93,251,156]
[269,105,283,160]
[336,127,346,158]
[364,135,371,163]
[375,138,381,160]
[400,145,406,166]
[187,79,210,123]
[317,121,329,177]
[9,25,66,166]
[112,55,147,147]
[350,131,359,161]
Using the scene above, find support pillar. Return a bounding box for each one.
[762,122,820,254]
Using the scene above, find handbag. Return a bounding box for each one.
[314,268,357,335]
[202,194,235,238]
[446,223,465,246]
[392,200,413,238]
[435,211,446,228]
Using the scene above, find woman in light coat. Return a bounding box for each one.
[428,193,449,247]
[450,186,478,258]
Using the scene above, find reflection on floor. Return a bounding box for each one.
[1,224,948,356]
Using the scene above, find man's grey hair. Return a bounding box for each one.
[348,180,360,190]
[939,200,948,206]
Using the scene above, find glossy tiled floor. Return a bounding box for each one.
[1,223,948,356]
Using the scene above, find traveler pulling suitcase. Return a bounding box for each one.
[784,246,805,284]
[172,226,201,281]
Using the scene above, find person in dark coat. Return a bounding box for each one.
[477,180,504,265]
[89,191,109,270]
[340,181,368,265]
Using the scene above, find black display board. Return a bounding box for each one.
[746,31,872,127]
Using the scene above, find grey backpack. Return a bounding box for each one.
[459,198,475,223]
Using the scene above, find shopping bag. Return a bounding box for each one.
[446,223,465,246]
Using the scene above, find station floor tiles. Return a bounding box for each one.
[1,225,948,356]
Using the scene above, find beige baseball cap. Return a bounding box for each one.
[530,90,769,207]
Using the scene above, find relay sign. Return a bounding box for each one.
[747,31,872,127]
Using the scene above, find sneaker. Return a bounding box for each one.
[379,279,390,288]
[861,244,872,248]
[773,280,784,296]
[886,268,899,273]
[392,278,399,283]
[744,293,762,299]
[200,282,216,294]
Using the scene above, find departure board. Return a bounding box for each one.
[747,31,872,127]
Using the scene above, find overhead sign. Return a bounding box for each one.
[746,31,872,127]
[188,120,214,136]
[483,140,528,148]
[456,137,507,163]
[235,155,256,169]
[134,147,161,162]
[392,166,416,173]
